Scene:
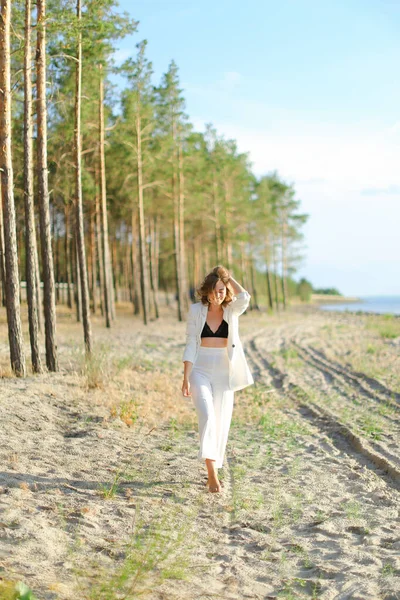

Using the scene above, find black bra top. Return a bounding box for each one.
[201,319,229,339]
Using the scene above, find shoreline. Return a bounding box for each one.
[310,294,400,317]
[310,294,360,303]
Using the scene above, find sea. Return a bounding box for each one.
[319,296,400,316]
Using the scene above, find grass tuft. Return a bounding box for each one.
[80,344,111,390]
[75,503,196,599]
[98,469,123,500]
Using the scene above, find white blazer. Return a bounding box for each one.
[182,291,254,392]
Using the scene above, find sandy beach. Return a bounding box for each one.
[0,303,399,599]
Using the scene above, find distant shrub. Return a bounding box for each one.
[297,278,313,302]
[313,287,342,295]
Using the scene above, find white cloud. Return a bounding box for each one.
[191,116,400,295]
[192,119,400,190]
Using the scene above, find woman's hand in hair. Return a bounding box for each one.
[212,265,230,283]
[228,274,246,296]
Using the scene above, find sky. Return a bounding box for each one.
[114,0,400,296]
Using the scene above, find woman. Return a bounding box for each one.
[182,265,254,493]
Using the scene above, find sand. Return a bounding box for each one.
[0,303,399,599]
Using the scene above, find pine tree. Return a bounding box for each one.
[98,63,113,328]
[24,0,42,372]
[37,0,59,370]
[0,0,26,376]
[154,61,191,320]
[119,41,155,324]
[74,0,92,352]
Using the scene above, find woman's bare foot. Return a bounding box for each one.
[207,475,222,493]
[205,459,222,493]
[205,477,223,489]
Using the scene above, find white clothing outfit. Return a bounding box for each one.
[183,291,254,467]
[183,291,254,392]
[189,347,234,468]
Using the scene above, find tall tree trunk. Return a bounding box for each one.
[153,215,160,303]
[136,112,150,324]
[212,176,222,263]
[112,238,118,305]
[281,209,288,310]
[89,207,98,313]
[224,182,233,270]
[98,65,113,327]
[239,242,251,310]
[0,0,26,376]
[110,240,116,319]
[94,172,105,316]
[265,264,274,311]
[131,208,140,315]
[0,187,6,306]
[87,207,93,309]
[36,0,58,371]
[193,236,202,298]
[18,229,24,303]
[55,212,60,304]
[178,142,189,312]
[264,236,274,311]
[65,203,72,309]
[173,185,182,321]
[172,120,183,322]
[149,215,159,319]
[74,238,82,322]
[202,241,210,278]
[74,0,92,353]
[24,0,42,373]
[272,237,280,312]
[124,234,131,302]
[33,222,42,331]
[250,262,260,311]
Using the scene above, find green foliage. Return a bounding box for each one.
[297,277,313,301]
[0,580,38,600]
[10,0,310,322]
[313,287,342,295]
[366,318,400,339]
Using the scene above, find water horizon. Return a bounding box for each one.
[319,295,400,316]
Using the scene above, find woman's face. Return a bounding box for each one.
[208,281,226,305]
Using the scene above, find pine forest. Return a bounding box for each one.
[0,0,308,376]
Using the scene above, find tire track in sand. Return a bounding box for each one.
[291,340,400,412]
[246,336,400,489]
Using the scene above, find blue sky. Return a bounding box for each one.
[115,0,400,296]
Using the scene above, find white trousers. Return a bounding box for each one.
[190,347,234,469]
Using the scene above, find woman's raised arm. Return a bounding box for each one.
[228,275,251,316]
